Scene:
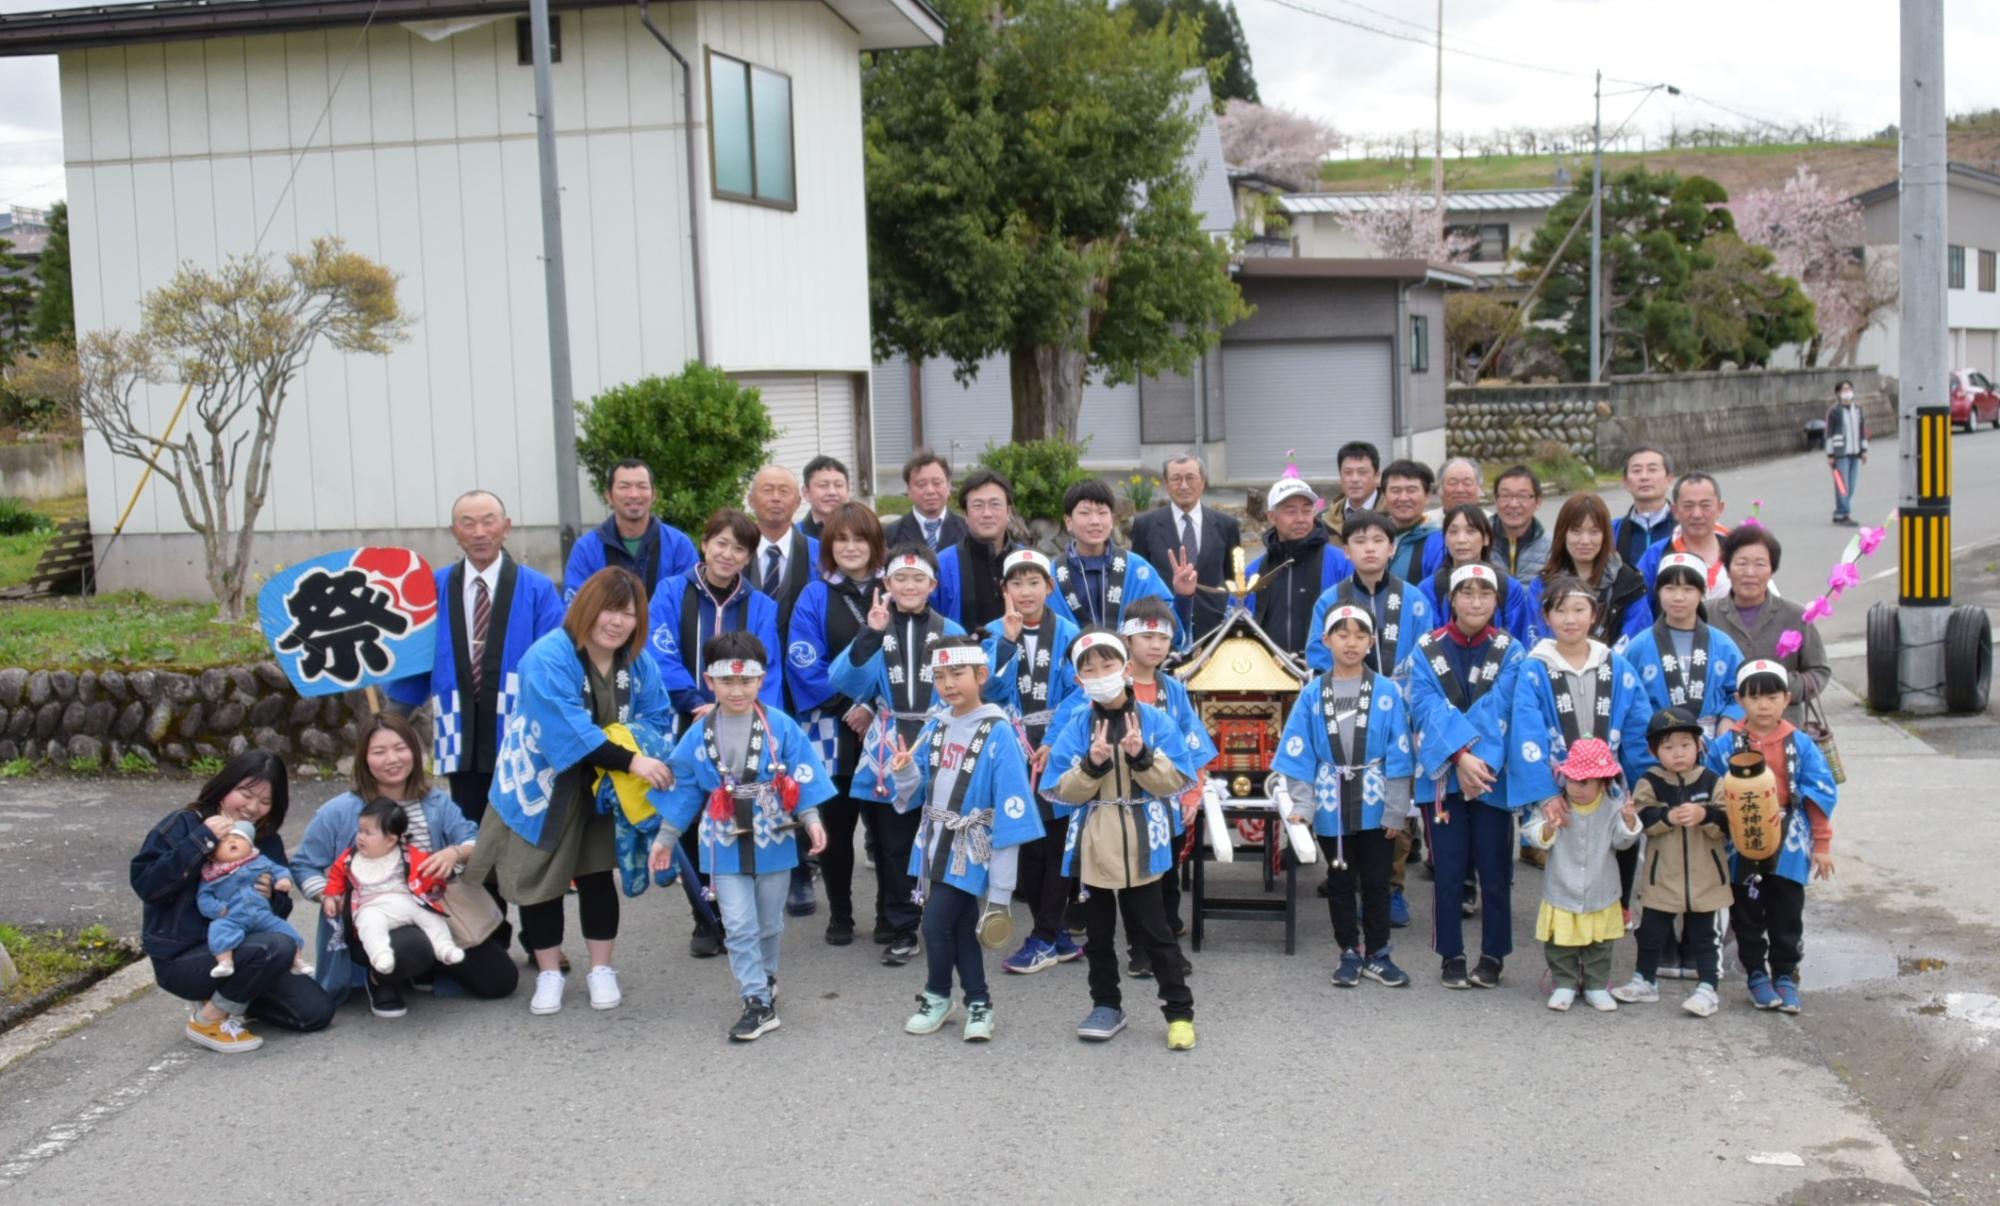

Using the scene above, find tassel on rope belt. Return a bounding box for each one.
[922,804,995,877]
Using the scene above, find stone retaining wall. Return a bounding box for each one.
[0,663,362,770]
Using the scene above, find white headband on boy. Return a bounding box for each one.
[885,553,936,582]
[1003,549,1053,579]
[1322,604,1375,635]
[1118,615,1174,638]
[1449,563,1498,592]
[1736,659,1789,689]
[1070,632,1128,667]
[706,657,766,679]
[930,645,990,670]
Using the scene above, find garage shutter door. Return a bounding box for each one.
[1080,376,1139,463]
[1221,340,1393,482]
[1967,330,1999,379]
[815,373,857,481]
[872,357,913,474]
[734,373,858,481]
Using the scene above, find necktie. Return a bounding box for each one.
[923,518,941,549]
[763,545,784,595]
[1181,512,1198,564]
[469,575,492,694]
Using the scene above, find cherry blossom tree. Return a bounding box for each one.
[1733,166,1896,366]
[1335,181,1477,262]
[1217,100,1340,190]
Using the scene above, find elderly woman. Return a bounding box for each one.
[1709,526,1830,726]
[131,753,335,1053]
[291,712,519,1018]
[470,567,675,1016]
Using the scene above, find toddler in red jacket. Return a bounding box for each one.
[323,798,464,975]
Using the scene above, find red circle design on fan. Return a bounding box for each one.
[352,547,438,627]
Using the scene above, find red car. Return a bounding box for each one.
[1951,368,2000,430]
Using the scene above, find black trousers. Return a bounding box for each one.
[864,804,925,936]
[1635,907,1720,985]
[1319,828,1394,956]
[152,932,335,1032]
[1616,843,1639,910]
[1018,798,1073,944]
[381,926,518,998]
[921,883,990,1005]
[518,869,620,950]
[1732,873,1806,980]
[1083,879,1193,1021]
[814,778,867,925]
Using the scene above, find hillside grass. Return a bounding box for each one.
[1318,139,1894,192]
[0,593,269,670]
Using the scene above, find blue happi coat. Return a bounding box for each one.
[1045,546,1188,648]
[1624,621,1746,725]
[1705,726,1838,887]
[897,711,1045,897]
[1304,576,1432,675]
[657,707,836,876]
[1406,629,1527,807]
[488,631,673,847]
[1271,669,1415,836]
[827,611,969,801]
[563,515,699,601]
[1507,641,1656,808]
[983,612,1082,732]
[384,557,566,775]
[646,573,785,716]
[1037,700,1186,880]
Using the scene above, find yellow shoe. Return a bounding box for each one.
[1166,1019,1196,1051]
[185,1012,263,1054]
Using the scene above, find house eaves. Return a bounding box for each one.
[1235,257,1476,289]
[1851,160,2000,209]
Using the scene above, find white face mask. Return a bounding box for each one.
[1839,390,1853,401]
[1080,672,1127,703]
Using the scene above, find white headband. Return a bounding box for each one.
[1659,552,1709,576]
[930,645,989,670]
[1118,615,1174,638]
[1449,563,1498,592]
[1071,632,1128,667]
[1322,604,1374,635]
[706,658,766,679]
[1737,658,1788,688]
[1003,549,1053,579]
[885,553,937,582]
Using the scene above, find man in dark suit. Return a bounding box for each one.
[883,448,969,551]
[748,464,823,918]
[1130,452,1240,641]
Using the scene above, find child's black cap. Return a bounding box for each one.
[1645,706,1704,751]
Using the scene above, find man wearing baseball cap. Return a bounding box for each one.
[1244,472,1353,657]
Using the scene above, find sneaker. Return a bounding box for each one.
[366,974,408,1019]
[1315,877,1331,899]
[1656,964,1685,981]
[872,920,895,945]
[1682,983,1721,1018]
[882,933,920,966]
[1002,937,1058,975]
[185,1012,263,1053]
[825,917,855,946]
[1388,890,1411,928]
[729,997,780,1041]
[1441,956,1470,989]
[1518,845,1548,869]
[963,1001,994,1043]
[1774,975,1802,1014]
[1746,970,1781,1010]
[1546,987,1575,1012]
[586,965,622,1011]
[689,926,723,958]
[1331,948,1363,988]
[1610,975,1659,1004]
[904,990,953,1035]
[1052,933,1084,963]
[1126,952,1154,979]
[529,970,565,1015]
[786,874,818,918]
[1584,989,1618,1012]
[1469,955,1503,989]
[1166,1019,1196,1051]
[1076,1005,1127,1041]
[1362,951,1411,987]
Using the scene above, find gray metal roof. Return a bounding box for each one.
[1181,72,1237,235]
[1279,187,1568,216]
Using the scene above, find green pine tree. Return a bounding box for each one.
[28,201,73,346]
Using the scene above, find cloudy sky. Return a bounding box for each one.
[1,0,1997,210]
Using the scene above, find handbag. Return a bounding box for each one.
[1800,678,1845,785]
[441,876,504,948]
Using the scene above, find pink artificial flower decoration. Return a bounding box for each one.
[1800,596,1835,626]
[1775,629,1804,659]
[1858,526,1886,556]
[1827,562,1861,594]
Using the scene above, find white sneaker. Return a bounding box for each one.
[1584,988,1618,1012]
[1547,987,1575,1012]
[529,970,565,1015]
[1656,964,1684,981]
[586,965,622,1010]
[1610,974,1659,1004]
[1681,983,1721,1018]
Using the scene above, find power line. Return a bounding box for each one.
[249,0,385,256]
[1257,0,1594,81]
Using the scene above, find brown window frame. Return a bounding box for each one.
[705,49,798,212]
[1980,249,1996,293]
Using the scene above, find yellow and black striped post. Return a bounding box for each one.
[1899,406,1952,607]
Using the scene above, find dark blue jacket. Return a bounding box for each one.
[563,515,698,601]
[131,810,296,960]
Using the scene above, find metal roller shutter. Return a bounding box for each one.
[1967,330,1998,379]
[1221,340,1393,482]
[922,353,1013,467]
[815,373,858,480]
[872,357,913,475]
[735,373,822,475]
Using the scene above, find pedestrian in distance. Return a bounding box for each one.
[1824,379,1869,526]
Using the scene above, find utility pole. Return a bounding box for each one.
[530,0,582,562]
[1589,68,1602,384]
[1431,0,1444,232]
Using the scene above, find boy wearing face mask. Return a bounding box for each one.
[1824,379,1869,526]
[1041,630,1195,1050]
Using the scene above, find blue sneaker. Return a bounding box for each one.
[1363,950,1411,987]
[1330,948,1363,988]
[1746,970,1781,1010]
[1388,890,1411,928]
[1002,937,1058,975]
[1774,975,1802,1014]
[1076,1005,1127,1041]
[1052,933,1084,963]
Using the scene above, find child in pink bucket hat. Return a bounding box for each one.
[1520,737,1643,1012]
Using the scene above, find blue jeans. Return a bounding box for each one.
[1831,455,1861,517]
[1423,797,1515,962]
[713,870,790,1005]
[920,883,989,1005]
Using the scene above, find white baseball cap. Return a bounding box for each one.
[1267,476,1319,512]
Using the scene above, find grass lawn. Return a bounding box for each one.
[0,592,269,671]
[0,492,87,590]
[1318,138,1895,192]
[0,924,136,1006]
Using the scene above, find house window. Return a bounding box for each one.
[1410,315,1430,373]
[1446,223,1508,263]
[1981,250,1996,293]
[1948,244,1965,290]
[515,15,561,65]
[707,51,795,209]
